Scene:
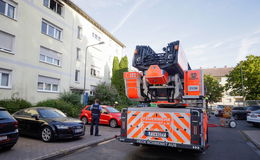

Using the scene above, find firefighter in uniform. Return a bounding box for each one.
[90,99,102,136]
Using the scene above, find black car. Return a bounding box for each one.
[13,107,85,142]
[0,107,19,150]
[232,107,247,120]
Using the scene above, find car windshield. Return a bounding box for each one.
[106,107,120,113]
[217,105,224,109]
[38,109,66,118]
[253,110,260,114]
[0,110,12,119]
[248,106,260,111]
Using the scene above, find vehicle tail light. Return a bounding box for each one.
[192,140,199,144]
[13,121,18,129]
[121,121,126,130]
[193,125,199,135]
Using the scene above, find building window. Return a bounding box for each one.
[0,30,14,53]
[92,32,101,41]
[77,26,82,39]
[76,48,80,60]
[89,85,96,96]
[37,75,60,92]
[90,68,100,77]
[75,70,80,82]
[43,0,63,15]
[41,20,62,40]
[39,46,61,66]
[0,69,11,88]
[0,0,16,19]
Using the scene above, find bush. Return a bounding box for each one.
[59,91,81,106]
[116,104,129,112]
[36,99,81,118]
[0,98,32,114]
[93,83,120,105]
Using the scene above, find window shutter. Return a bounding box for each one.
[38,75,60,84]
[40,46,60,60]
[0,31,14,51]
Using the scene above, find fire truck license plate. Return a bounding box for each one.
[145,131,168,138]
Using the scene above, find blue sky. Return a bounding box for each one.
[71,0,260,69]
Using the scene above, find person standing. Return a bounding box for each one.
[90,99,102,136]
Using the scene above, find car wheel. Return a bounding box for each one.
[109,119,118,128]
[229,120,237,128]
[41,126,53,142]
[81,117,88,125]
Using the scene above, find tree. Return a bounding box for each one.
[226,55,260,100]
[118,56,129,95]
[204,75,224,104]
[92,83,120,105]
[111,56,120,88]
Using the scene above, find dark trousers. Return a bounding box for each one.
[90,115,100,136]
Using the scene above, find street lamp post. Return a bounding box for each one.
[83,41,105,105]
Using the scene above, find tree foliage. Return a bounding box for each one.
[111,56,129,96]
[118,56,129,95]
[92,83,120,105]
[204,75,224,103]
[59,91,81,106]
[226,55,260,100]
[111,56,120,88]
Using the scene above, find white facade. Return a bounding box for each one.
[0,0,125,104]
[214,77,243,106]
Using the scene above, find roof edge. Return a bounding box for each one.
[62,0,125,48]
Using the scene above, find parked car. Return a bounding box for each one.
[13,107,85,142]
[247,110,260,126]
[246,106,260,114]
[214,105,224,117]
[80,105,121,128]
[0,107,19,150]
[232,107,247,120]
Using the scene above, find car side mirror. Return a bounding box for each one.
[32,114,39,120]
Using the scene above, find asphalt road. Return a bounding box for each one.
[56,117,260,160]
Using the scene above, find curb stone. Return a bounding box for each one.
[241,131,260,150]
[33,136,116,160]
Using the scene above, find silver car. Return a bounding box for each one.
[247,110,260,127]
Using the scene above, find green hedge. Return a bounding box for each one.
[0,98,32,114]
[36,99,82,118]
[59,91,81,106]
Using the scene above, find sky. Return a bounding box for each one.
[71,0,260,69]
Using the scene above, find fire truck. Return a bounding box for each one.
[118,41,208,151]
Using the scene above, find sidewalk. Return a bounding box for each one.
[0,125,120,160]
[242,130,260,149]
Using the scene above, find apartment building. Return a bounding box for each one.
[0,0,125,104]
[202,67,243,106]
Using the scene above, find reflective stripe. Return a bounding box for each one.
[126,111,191,144]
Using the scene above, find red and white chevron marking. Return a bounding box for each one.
[127,111,191,144]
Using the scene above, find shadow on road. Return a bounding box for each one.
[126,145,202,160]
